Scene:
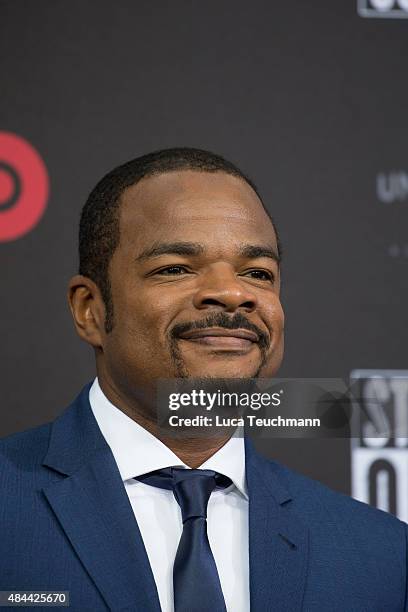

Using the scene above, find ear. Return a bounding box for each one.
[67,275,106,348]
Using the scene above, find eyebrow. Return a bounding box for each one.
[136,242,205,262]
[136,241,280,264]
[239,244,280,265]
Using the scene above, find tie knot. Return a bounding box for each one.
[136,467,232,522]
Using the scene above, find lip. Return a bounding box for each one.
[178,327,259,343]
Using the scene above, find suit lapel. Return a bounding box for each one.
[42,384,161,612]
[245,437,309,612]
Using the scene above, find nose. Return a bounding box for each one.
[192,263,258,313]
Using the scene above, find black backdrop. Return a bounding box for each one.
[1,1,408,501]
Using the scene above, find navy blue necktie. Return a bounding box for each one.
[136,467,232,612]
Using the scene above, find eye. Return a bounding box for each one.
[243,269,275,282]
[155,265,190,275]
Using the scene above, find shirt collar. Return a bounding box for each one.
[89,378,248,500]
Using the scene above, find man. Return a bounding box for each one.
[0,148,407,611]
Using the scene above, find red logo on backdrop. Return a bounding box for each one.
[0,131,49,242]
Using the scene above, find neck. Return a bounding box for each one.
[152,432,233,468]
[97,375,234,468]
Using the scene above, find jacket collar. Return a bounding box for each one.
[245,435,309,610]
[43,381,107,476]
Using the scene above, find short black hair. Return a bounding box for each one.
[79,147,281,332]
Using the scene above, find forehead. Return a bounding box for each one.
[118,170,277,252]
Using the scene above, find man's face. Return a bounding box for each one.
[100,170,284,398]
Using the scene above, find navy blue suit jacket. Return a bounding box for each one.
[1,382,407,611]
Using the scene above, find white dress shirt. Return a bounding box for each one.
[89,377,249,612]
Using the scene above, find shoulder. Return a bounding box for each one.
[0,382,92,474]
[0,421,52,473]
[268,457,408,544]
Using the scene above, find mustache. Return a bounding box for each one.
[169,311,270,350]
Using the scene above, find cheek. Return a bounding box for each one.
[104,296,176,381]
[261,299,285,374]
[275,302,285,330]
[114,287,178,344]
[262,296,285,333]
